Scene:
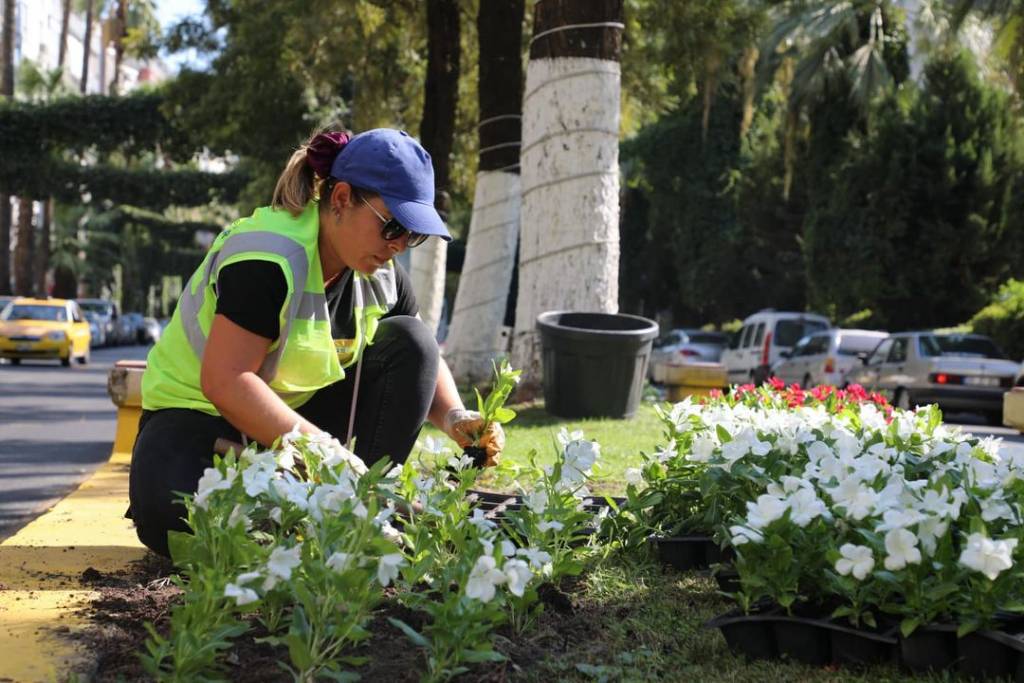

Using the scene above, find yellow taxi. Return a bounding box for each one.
[0,297,91,366]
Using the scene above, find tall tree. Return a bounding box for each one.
[445,0,526,384]
[80,0,95,93]
[58,0,72,69]
[410,0,460,335]
[110,0,127,94]
[12,197,33,294]
[0,0,13,294]
[511,0,625,386]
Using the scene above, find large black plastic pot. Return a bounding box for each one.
[774,617,832,665]
[650,535,714,571]
[536,311,659,419]
[826,620,899,667]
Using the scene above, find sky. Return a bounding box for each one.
[153,0,209,73]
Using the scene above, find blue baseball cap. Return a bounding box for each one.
[329,128,451,242]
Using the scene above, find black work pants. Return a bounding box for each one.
[128,315,439,557]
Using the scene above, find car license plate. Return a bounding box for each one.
[965,376,999,387]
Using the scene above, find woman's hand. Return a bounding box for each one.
[200,314,320,446]
[443,408,506,466]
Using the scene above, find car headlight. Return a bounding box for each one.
[46,330,67,341]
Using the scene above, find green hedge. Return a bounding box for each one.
[968,279,1024,361]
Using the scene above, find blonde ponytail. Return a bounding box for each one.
[272,129,352,216]
[271,145,318,216]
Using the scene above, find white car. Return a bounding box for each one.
[721,310,831,385]
[772,328,889,388]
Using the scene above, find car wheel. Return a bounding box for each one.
[894,388,911,411]
[77,349,90,365]
[985,410,1003,427]
[10,358,20,366]
[61,355,71,367]
[802,374,813,390]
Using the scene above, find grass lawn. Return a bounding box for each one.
[420,399,667,494]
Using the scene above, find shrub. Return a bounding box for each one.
[968,278,1024,362]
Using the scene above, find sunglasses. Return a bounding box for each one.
[360,196,429,248]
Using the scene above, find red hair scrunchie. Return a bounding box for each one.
[305,131,350,179]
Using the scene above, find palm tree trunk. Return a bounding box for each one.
[58,0,71,69]
[445,0,525,384]
[80,0,95,94]
[110,0,127,94]
[411,0,460,336]
[0,0,14,294]
[13,198,34,295]
[511,0,625,386]
[34,199,51,295]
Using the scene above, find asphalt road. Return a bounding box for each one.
[0,344,149,541]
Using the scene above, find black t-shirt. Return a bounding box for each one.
[215,259,419,340]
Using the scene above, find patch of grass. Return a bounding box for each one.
[421,400,666,494]
[512,555,952,683]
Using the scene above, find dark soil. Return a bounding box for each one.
[75,554,607,681]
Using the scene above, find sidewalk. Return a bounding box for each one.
[0,399,145,681]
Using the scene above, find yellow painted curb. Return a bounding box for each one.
[0,442,146,682]
[1005,389,1024,433]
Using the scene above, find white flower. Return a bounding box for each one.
[687,436,715,463]
[281,422,303,446]
[447,453,474,471]
[194,467,237,509]
[730,524,764,545]
[224,582,259,606]
[745,494,787,530]
[465,555,507,602]
[875,508,925,532]
[959,533,1018,581]
[916,515,949,555]
[420,435,448,455]
[236,571,262,584]
[827,478,878,521]
[500,539,517,558]
[272,476,311,511]
[980,494,1016,523]
[624,467,643,486]
[835,544,874,580]
[263,544,303,590]
[787,488,828,527]
[242,463,275,498]
[884,528,922,571]
[276,444,298,471]
[537,519,565,533]
[503,559,533,597]
[562,440,599,484]
[654,440,678,463]
[524,489,548,515]
[306,481,357,521]
[470,508,497,531]
[806,441,835,462]
[269,507,283,524]
[377,553,405,587]
[557,428,585,447]
[326,552,354,573]
[517,547,552,569]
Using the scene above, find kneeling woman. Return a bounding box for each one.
[129,128,502,557]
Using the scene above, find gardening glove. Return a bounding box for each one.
[443,408,505,467]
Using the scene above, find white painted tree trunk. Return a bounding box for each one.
[511,56,621,383]
[410,238,446,335]
[443,171,521,383]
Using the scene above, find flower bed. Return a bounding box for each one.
[623,379,1024,677]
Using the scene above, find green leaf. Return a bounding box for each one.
[285,632,314,671]
[492,406,517,424]
[461,648,507,663]
[166,531,195,566]
[716,425,732,443]
[900,618,921,638]
[387,617,429,648]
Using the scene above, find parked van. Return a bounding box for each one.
[721,310,831,385]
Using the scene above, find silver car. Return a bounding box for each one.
[846,332,1018,424]
[649,328,729,375]
[772,328,889,388]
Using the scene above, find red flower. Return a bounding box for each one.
[768,376,786,391]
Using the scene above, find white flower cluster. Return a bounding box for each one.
[463,537,551,603]
[659,399,1024,587]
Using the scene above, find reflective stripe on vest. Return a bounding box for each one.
[176,230,312,382]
